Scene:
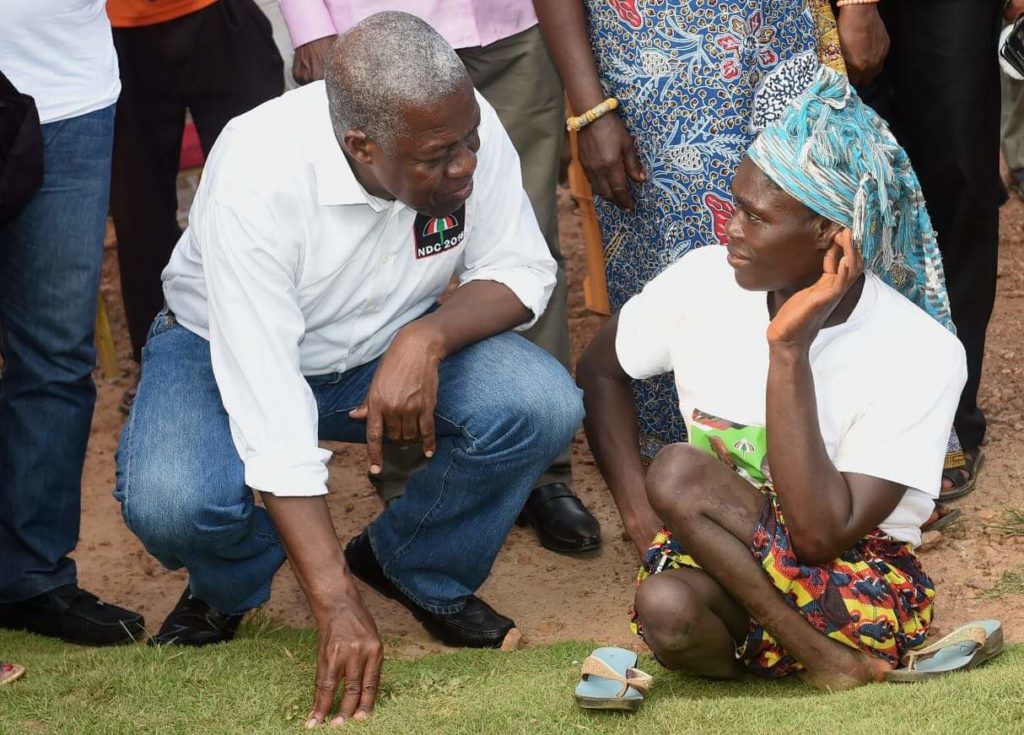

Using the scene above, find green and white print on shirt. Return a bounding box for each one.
[689,408,771,488]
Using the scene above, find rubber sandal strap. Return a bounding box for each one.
[580,655,653,697]
[902,626,987,671]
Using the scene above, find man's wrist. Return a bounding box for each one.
[308,571,362,621]
[396,319,447,361]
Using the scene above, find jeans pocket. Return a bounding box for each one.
[140,310,177,363]
[149,310,177,338]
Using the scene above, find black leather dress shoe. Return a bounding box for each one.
[149,589,245,647]
[0,585,145,646]
[344,531,513,648]
[517,482,601,554]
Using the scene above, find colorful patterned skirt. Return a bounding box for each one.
[632,486,935,677]
[586,0,843,458]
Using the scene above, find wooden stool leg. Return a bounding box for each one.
[566,124,611,316]
[95,294,119,380]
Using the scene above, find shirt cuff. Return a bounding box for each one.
[244,445,333,497]
[278,0,338,49]
[461,268,552,331]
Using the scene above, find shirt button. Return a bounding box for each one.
[381,255,392,265]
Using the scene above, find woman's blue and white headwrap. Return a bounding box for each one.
[747,55,954,331]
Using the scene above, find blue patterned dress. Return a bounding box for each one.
[586,0,829,458]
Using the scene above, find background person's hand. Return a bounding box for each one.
[293,35,338,85]
[577,112,646,210]
[349,327,440,475]
[1007,0,1024,22]
[837,4,890,87]
[305,584,383,728]
[766,229,864,349]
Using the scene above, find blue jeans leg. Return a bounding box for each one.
[366,332,583,614]
[0,105,115,603]
[115,316,286,615]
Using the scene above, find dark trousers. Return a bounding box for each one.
[110,0,283,362]
[858,0,1003,451]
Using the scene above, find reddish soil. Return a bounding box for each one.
[77,186,1024,655]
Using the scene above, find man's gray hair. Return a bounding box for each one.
[325,12,471,149]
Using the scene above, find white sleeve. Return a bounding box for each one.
[614,258,693,380]
[200,200,331,497]
[457,96,556,330]
[833,339,968,495]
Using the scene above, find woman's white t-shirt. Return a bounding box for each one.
[0,1,120,123]
[615,246,967,548]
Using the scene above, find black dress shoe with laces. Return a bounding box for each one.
[344,531,513,648]
[150,589,245,647]
[517,482,602,554]
[0,585,145,646]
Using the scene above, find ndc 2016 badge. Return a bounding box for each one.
[413,205,466,259]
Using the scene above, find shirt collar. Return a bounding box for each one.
[307,82,394,212]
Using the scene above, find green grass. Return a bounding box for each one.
[982,567,1024,599]
[985,508,1024,537]
[2,628,1023,735]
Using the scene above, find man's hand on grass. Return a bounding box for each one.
[305,582,384,728]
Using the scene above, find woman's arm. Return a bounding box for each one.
[765,233,903,565]
[532,0,646,210]
[577,314,663,555]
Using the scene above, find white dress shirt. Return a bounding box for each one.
[162,81,556,497]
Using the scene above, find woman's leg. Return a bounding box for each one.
[634,566,747,679]
[645,444,890,690]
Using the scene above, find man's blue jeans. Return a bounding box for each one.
[115,313,583,615]
[0,105,115,603]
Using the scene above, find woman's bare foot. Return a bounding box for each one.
[799,644,892,691]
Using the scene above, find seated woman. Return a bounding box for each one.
[577,57,967,691]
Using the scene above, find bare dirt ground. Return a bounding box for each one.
[77,185,1024,656]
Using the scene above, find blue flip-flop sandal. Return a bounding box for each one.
[574,647,652,711]
[885,620,1003,682]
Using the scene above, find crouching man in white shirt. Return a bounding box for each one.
[114,11,582,725]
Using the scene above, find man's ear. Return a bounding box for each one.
[342,128,377,165]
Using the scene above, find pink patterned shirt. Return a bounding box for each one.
[278,0,538,50]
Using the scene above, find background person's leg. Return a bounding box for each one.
[185,0,284,153]
[0,106,115,603]
[458,27,573,488]
[115,318,285,616]
[871,0,1002,454]
[110,25,189,363]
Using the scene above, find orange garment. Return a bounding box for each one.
[107,0,219,28]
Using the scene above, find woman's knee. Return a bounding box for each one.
[635,573,704,659]
[645,443,715,519]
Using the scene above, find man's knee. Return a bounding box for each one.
[645,443,715,521]
[482,340,583,449]
[119,459,249,557]
[635,574,704,660]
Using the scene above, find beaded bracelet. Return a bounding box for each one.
[836,0,879,6]
[566,97,619,132]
